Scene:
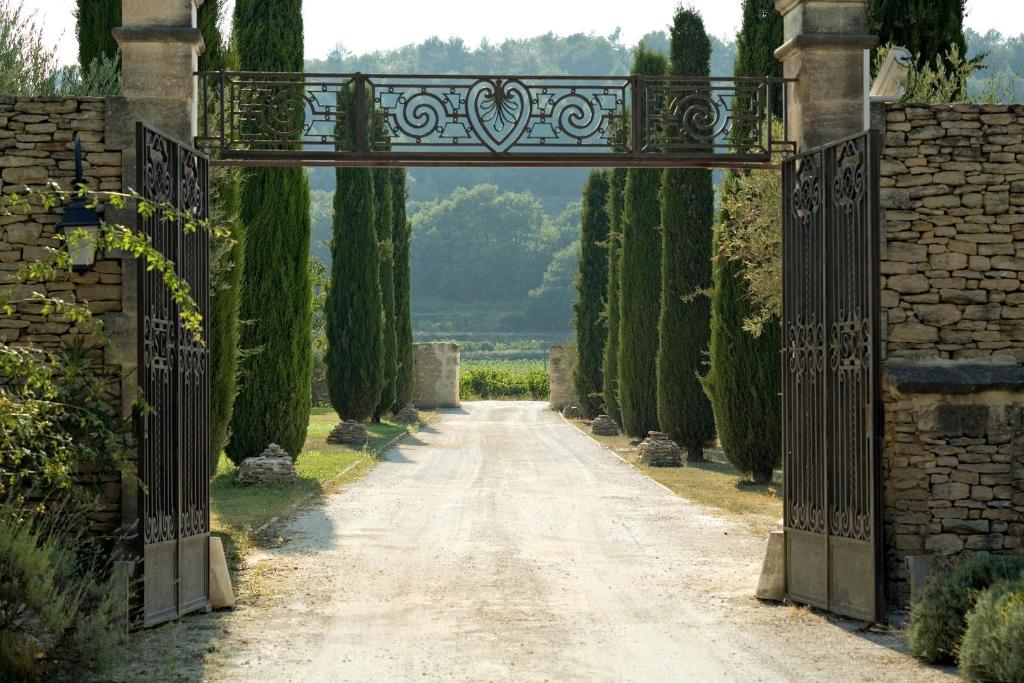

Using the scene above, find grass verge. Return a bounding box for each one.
[572,419,782,534]
[211,412,420,576]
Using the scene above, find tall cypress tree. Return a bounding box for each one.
[327,165,384,421]
[871,0,966,71]
[374,168,397,421]
[76,0,120,70]
[573,170,610,418]
[392,170,415,411]
[656,8,716,461]
[704,0,782,484]
[200,0,244,472]
[602,168,626,425]
[227,0,312,461]
[618,46,667,438]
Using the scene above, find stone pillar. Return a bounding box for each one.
[774,0,877,150]
[548,345,577,411]
[412,343,461,408]
[111,0,205,144]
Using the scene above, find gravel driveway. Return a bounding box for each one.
[118,401,954,682]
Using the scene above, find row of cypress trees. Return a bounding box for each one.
[574,4,776,480]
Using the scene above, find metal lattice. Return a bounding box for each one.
[136,122,211,628]
[197,72,794,168]
[782,130,883,622]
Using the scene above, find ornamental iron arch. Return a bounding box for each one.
[196,71,794,168]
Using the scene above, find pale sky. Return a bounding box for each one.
[24,0,1024,67]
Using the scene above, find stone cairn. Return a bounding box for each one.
[561,405,584,420]
[238,444,297,486]
[637,432,682,467]
[327,420,369,447]
[393,405,420,424]
[591,414,620,437]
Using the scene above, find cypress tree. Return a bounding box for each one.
[200,0,244,473]
[602,168,626,425]
[327,165,384,421]
[656,8,716,461]
[392,170,415,411]
[227,0,312,461]
[871,0,966,71]
[704,0,782,484]
[573,170,610,418]
[374,168,397,421]
[618,46,667,438]
[76,0,120,70]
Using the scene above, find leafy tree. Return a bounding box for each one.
[572,170,610,418]
[871,0,966,74]
[374,168,397,421]
[392,170,415,410]
[618,45,666,438]
[704,0,783,483]
[602,168,626,424]
[657,8,716,461]
[327,165,384,421]
[227,0,312,461]
[411,185,570,307]
[75,0,120,71]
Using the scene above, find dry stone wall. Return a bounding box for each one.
[880,103,1024,361]
[880,102,1024,605]
[0,97,124,533]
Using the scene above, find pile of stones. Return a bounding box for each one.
[591,414,620,436]
[327,420,369,447]
[637,432,682,467]
[393,405,420,424]
[238,444,297,486]
[561,405,584,419]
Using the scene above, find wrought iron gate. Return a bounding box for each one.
[782,130,883,622]
[136,122,211,627]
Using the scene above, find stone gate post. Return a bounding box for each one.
[774,0,877,149]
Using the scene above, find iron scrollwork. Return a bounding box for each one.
[197,71,794,166]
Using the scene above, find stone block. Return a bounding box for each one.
[925,533,964,554]
[755,531,785,602]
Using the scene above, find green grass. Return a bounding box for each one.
[460,359,549,400]
[211,412,413,574]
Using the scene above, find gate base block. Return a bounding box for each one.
[756,531,786,601]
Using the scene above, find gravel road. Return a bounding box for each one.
[196,401,952,682]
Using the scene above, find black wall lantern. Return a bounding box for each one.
[58,137,102,273]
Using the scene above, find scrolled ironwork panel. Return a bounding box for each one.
[136,122,211,629]
[782,131,882,622]
[196,71,795,167]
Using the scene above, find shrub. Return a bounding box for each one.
[960,577,1024,682]
[907,554,1024,663]
[0,508,124,677]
